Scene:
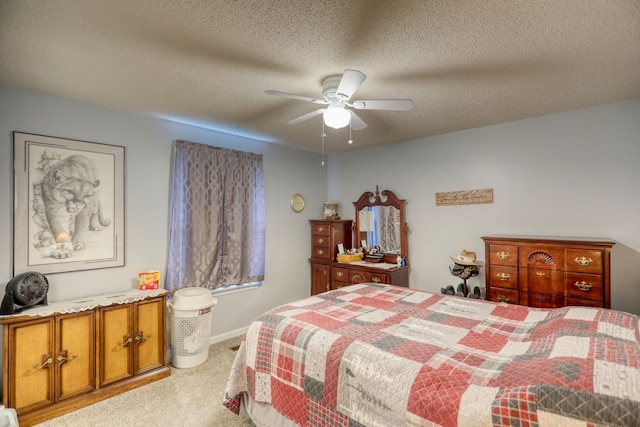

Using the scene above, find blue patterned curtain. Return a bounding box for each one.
[166,140,265,291]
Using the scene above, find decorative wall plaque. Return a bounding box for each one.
[435,188,493,206]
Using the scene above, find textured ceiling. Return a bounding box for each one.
[1,0,639,153]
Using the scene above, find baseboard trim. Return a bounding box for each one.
[209,326,249,345]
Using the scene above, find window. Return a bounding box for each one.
[165,140,265,291]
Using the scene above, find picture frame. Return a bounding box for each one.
[13,132,125,275]
[323,202,340,219]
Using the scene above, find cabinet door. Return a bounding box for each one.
[99,304,134,386]
[56,311,95,401]
[134,298,166,375]
[311,262,331,295]
[7,317,54,414]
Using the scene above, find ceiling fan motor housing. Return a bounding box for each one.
[322,75,345,102]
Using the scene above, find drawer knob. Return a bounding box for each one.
[316,249,324,255]
[317,227,324,232]
[317,238,325,244]
[372,277,381,283]
[336,271,344,278]
[536,271,546,277]
[574,257,593,266]
[496,273,511,281]
[33,354,53,370]
[497,295,510,303]
[537,295,546,301]
[574,281,593,291]
[497,251,510,260]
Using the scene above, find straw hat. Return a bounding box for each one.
[450,250,482,266]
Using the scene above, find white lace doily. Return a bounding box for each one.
[0,288,169,318]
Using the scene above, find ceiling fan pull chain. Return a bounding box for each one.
[321,121,325,166]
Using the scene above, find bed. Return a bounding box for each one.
[223,283,640,426]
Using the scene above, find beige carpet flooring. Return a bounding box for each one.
[34,335,255,427]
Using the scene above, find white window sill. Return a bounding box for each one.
[210,282,261,297]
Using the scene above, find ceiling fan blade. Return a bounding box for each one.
[351,99,414,111]
[265,90,325,104]
[287,108,326,125]
[349,111,367,131]
[336,69,367,100]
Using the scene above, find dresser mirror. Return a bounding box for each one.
[353,187,408,264]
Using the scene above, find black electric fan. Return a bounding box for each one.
[0,272,49,315]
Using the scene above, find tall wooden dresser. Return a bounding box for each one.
[309,219,409,295]
[482,235,615,308]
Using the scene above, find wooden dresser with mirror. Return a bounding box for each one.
[309,188,409,295]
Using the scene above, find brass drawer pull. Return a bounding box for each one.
[496,273,510,281]
[117,335,133,347]
[316,238,325,244]
[537,295,546,301]
[317,227,324,232]
[575,256,593,266]
[536,271,546,277]
[336,271,344,278]
[57,349,77,365]
[497,251,510,260]
[497,295,510,303]
[33,354,53,370]
[574,281,593,291]
[371,277,381,283]
[135,332,150,345]
[316,249,324,255]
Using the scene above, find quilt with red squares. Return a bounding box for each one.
[223,283,640,426]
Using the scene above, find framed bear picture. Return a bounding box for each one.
[13,132,125,275]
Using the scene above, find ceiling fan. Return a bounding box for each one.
[266,69,414,130]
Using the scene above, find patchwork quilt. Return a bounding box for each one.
[223,284,640,426]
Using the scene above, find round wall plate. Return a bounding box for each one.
[290,193,305,213]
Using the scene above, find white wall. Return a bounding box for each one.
[2,84,638,341]
[328,98,640,315]
[0,85,326,337]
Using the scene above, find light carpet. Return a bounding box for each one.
[34,335,255,427]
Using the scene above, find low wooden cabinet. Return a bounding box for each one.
[482,235,615,308]
[0,290,170,426]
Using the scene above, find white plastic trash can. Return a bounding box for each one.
[168,287,218,368]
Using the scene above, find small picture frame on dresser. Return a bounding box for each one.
[337,243,345,255]
[323,202,340,219]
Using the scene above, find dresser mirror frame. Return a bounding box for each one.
[353,187,409,265]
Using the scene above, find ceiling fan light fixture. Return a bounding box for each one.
[323,105,351,129]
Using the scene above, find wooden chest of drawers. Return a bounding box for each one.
[309,219,409,295]
[310,220,352,261]
[482,235,615,308]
